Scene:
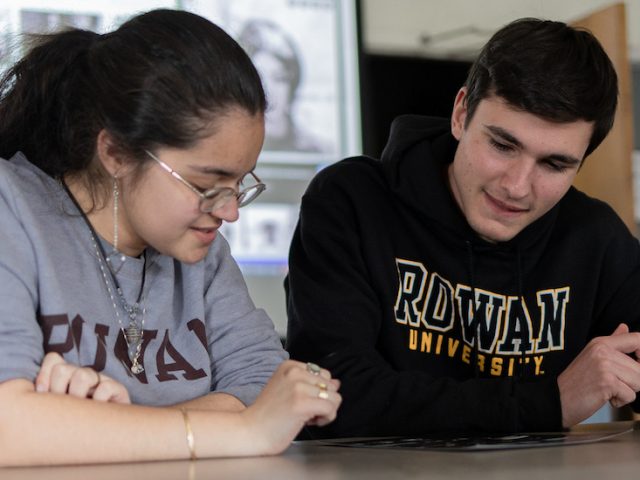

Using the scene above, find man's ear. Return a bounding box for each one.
[96,129,127,177]
[451,87,468,141]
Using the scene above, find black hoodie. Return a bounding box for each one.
[286,115,640,438]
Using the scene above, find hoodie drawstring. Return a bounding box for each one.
[467,241,527,432]
[516,248,527,381]
[465,241,481,379]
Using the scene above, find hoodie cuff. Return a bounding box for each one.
[515,377,564,431]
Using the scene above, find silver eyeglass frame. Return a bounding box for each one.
[145,150,266,213]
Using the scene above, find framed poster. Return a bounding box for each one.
[187,0,361,166]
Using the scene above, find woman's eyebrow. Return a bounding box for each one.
[188,164,238,178]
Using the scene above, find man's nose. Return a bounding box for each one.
[500,158,534,199]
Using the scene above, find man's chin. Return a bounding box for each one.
[475,224,522,244]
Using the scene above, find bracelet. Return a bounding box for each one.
[181,408,197,461]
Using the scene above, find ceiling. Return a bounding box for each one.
[361,0,640,62]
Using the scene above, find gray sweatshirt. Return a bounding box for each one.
[0,153,287,406]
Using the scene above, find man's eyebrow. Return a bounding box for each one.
[485,125,522,148]
[542,153,582,166]
[485,125,581,166]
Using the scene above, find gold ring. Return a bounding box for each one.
[318,390,329,400]
[306,362,321,375]
[317,382,328,391]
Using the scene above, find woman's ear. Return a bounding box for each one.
[96,129,127,177]
[451,87,468,141]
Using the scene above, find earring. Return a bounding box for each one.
[106,176,126,272]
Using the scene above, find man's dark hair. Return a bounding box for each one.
[463,18,618,158]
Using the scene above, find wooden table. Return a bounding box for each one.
[4,422,638,479]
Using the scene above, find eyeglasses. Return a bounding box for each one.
[145,150,266,213]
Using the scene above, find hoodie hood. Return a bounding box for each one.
[379,114,561,253]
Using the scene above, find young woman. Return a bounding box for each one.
[0,9,340,466]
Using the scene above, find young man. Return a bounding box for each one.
[285,18,640,438]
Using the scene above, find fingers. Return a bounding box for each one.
[35,353,131,403]
[608,370,637,408]
[559,330,640,427]
[610,325,640,359]
[35,352,65,392]
[605,350,640,393]
[92,375,132,404]
[304,361,333,382]
[297,362,342,425]
[47,364,132,403]
[275,360,342,422]
[307,386,342,427]
[609,383,636,408]
[302,382,342,427]
[67,367,101,398]
[593,332,640,386]
[289,361,340,395]
[608,326,640,361]
[594,331,640,355]
[307,378,340,401]
[279,361,339,388]
[611,323,629,335]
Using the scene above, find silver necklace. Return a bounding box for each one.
[92,235,147,374]
[62,180,147,374]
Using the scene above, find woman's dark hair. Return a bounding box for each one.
[0,9,266,189]
[463,18,618,158]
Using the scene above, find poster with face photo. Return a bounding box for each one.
[186,0,361,165]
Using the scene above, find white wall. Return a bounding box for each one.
[362,0,640,62]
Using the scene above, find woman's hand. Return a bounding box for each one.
[242,360,341,455]
[35,352,131,404]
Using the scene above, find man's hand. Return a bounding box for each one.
[557,323,640,427]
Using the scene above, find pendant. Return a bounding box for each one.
[124,324,144,374]
[124,323,142,344]
[131,360,144,374]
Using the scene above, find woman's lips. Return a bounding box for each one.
[190,226,219,244]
